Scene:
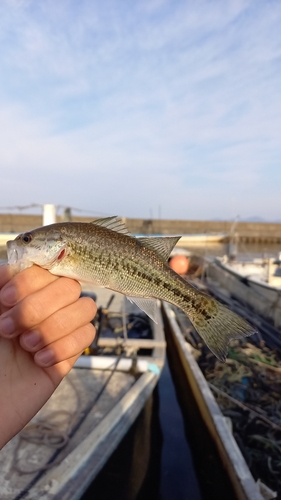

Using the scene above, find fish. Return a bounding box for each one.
[6,216,256,361]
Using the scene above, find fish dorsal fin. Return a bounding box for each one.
[127,297,158,323]
[138,236,181,262]
[91,216,131,235]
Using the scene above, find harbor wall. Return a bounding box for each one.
[0,213,281,243]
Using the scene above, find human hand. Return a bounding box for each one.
[0,264,96,449]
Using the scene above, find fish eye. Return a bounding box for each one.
[22,233,33,244]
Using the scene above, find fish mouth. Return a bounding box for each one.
[6,240,32,273]
[6,240,21,265]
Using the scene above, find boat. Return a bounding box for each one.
[177,232,227,245]
[160,250,281,500]
[205,253,281,328]
[135,233,227,246]
[0,286,166,500]
[162,298,279,500]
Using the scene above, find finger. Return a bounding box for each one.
[44,353,86,383]
[20,297,97,352]
[0,265,15,290]
[0,277,82,338]
[0,265,59,307]
[34,323,96,367]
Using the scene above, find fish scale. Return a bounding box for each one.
[6,216,257,361]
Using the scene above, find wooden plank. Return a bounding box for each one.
[162,302,264,500]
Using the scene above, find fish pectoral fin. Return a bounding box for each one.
[138,236,181,262]
[127,297,158,323]
[91,216,131,235]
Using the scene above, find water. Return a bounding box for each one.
[82,350,238,500]
[82,359,202,500]
[157,361,202,500]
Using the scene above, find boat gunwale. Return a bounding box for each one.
[162,301,264,500]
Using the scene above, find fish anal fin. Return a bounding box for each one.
[91,216,131,235]
[138,236,181,262]
[127,297,158,323]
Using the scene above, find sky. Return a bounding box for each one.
[0,0,281,221]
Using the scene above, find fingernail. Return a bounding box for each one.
[22,331,41,349]
[35,349,54,367]
[0,316,15,336]
[1,286,17,305]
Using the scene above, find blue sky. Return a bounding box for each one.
[0,0,281,221]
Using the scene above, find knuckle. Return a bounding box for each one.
[19,297,44,326]
[60,278,81,299]
[16,266,53,291]
[54,324,96,362]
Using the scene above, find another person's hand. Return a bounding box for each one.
[0,264,96,449]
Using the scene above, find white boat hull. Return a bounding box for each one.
[206,259,281,328]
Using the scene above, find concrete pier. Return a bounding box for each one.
[0,214,280,244]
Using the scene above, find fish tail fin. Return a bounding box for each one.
[187,299,257,362]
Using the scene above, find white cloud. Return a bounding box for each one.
[0,0,281,220]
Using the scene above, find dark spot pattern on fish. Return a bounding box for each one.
[7,219,256,362]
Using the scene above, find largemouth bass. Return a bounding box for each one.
[6,216,256,361]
